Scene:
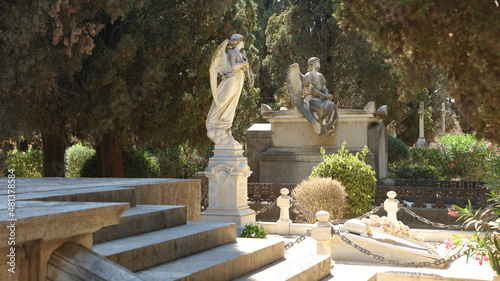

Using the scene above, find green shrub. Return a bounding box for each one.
[80,154,98,177]
[388,135,409,163]
[123,146,159,178]
[144,142,210,178]
[80,146,159,178]
[486,152,500,192]
[291,177,347,223]
[436,133,492,181]
[388,133,499,182]
[408,148,440,165]
[65,143,95,177]
[311,142,377,218]
[391,163,440,180]
[6,147,43,177]
[239,223,267,239]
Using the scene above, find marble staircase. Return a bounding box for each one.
[1,178,331,281]
[90,202,331,280]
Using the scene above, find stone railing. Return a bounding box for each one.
[375,180,490,209]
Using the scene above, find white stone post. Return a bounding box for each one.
[441,102,446,136]
[276,188,291,235]
[311,211,332,256]
[384,191,399,222]
[416,101,429,148]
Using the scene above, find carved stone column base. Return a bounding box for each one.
[201,143,256,227]
[415,138,429,148]
[201,208,256,226]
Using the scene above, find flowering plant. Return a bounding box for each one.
[452,192,500,274]
[437,133,498,181]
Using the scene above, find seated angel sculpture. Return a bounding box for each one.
[287,57,338,136]
[206,34,254,145]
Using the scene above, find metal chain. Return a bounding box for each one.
[290,200,317,220]
[255,201,277,216]
[335,228,467,267]
[284,230,311,250]
[401,207,463,229]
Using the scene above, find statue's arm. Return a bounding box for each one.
[303,74,332,100]
[228,51,249,72]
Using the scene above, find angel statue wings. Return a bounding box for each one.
[287,57,338,136]
[206,34,254,145]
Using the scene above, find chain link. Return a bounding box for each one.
[284,230,311,250]
[290,200,317,220]
[400,207,463,229]
[255,201,277,216]
[334,228,466,267]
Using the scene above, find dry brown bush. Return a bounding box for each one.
[291,177,347,224]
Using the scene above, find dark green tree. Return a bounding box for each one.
[1,0,138,176]
[2,0,259,177]
[72,0,260,176]
[335,1,500,143]
[263,0,402,122]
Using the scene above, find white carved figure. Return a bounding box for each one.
[206,34,254,145]
[287,57,338,136]
[362,215,422,241]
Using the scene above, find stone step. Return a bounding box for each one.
[136,238,285,281]
[234,237,331,281]
[19,186,137,207]
[93,205,187,244]
[93,222,236,272]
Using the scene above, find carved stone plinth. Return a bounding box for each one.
[201,143,256,227]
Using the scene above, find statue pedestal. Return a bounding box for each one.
[415,138,429,148]
[248,108,389,184]
[201,143,256,227]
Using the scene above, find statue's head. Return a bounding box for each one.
[307,57,320,71]
[228,34,244,49]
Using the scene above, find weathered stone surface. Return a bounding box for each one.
[331,231,446,268]
[249,107,389,184]
[0,201,128,247]
[201,144,255,227]
[93,222,236,272]
[0,200,128,281]
[137,238,284,281]
[247,123,272,182]
[133,179,201,222]
[234,238,331,281]
[368,272,482,281]
[46,242,143,281]
[93,205,187,244]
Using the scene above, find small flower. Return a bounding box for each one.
[444,239,454,249]
[484,256,489,262]
[471,149,475,152]
[448,207,458,217]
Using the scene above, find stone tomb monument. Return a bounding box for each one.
[248,57,390,184]
[201,34,256,226]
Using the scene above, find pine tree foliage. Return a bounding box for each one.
[335,1,500,143]
[263,0,402,119]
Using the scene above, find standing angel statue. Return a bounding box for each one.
[206,34,254,145]
[287,57,337,136]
